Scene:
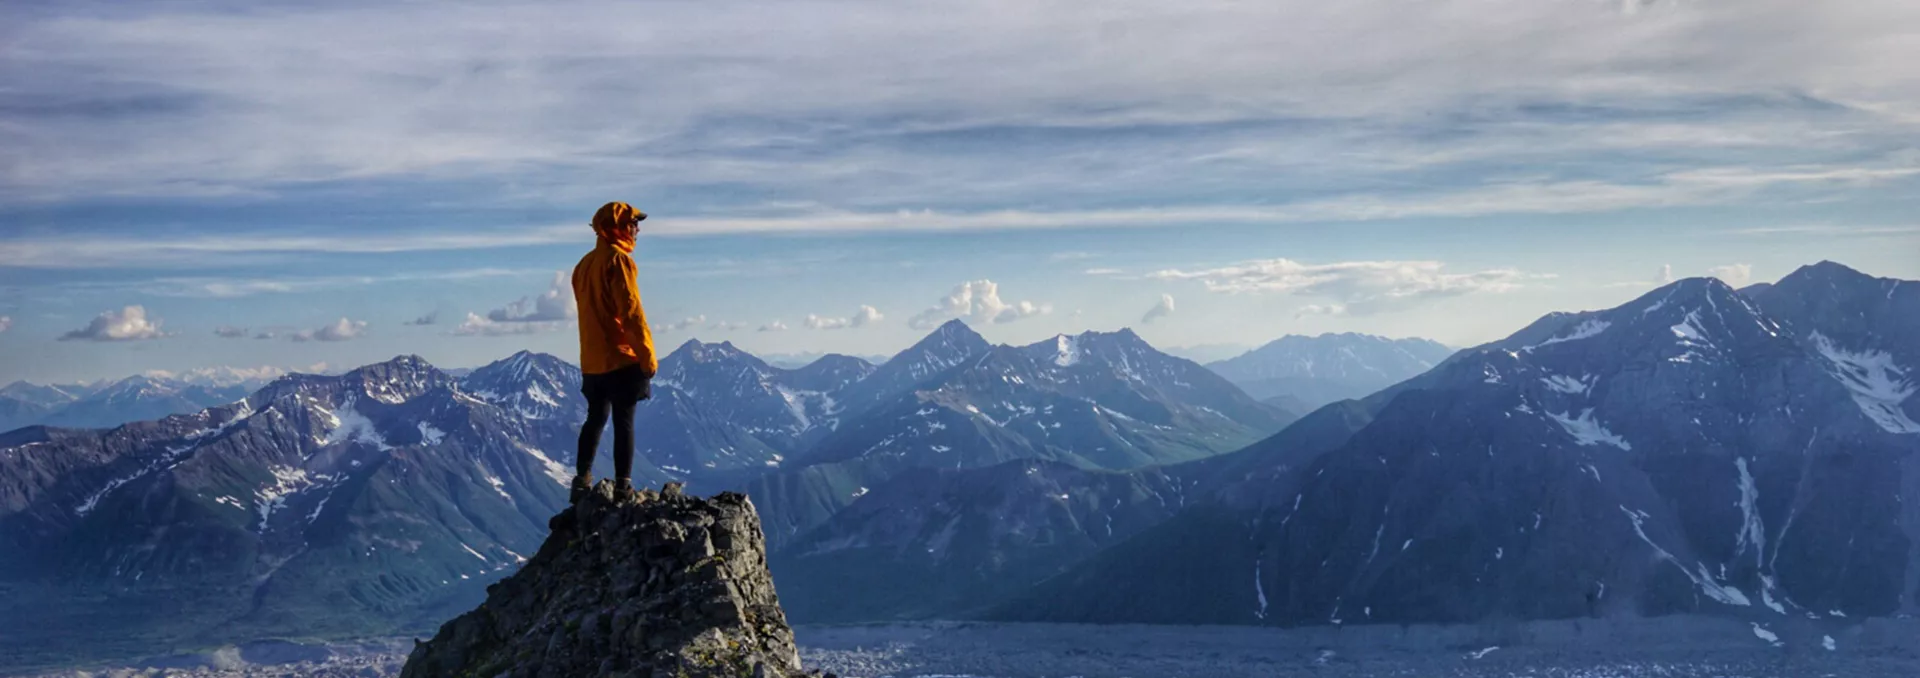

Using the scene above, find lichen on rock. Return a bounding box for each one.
[401,481,830,678]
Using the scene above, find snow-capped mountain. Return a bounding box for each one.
[0,355,577,663]
[35,374,248,430]
[460,350,583,422]
[747,324,1293,546]
[1001,263,1920,627]
[1207,333,1454,409]
[0,381,83,433]
[771,459,1193,623]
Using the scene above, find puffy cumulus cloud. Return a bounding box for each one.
[453,313,544,336]
[707,320,747,332]
[662,315,707,332]
[908,281,1050,330]
[1149,259,1539,316]
[758,320,789,332]
[290,317,367,342]
[405,311,440,326]
[1295,304,1349,318]
[1708,263,1754,287]
[60,306,168,341]
[806,305,884,330]
[213,325,248,338]
[1142,294,1176,324]
[455,271,575,336]
[0,316,11,334]
[486,272,575,323]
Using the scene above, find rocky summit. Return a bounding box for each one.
[401,483,827,678]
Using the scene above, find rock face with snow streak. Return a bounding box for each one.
[402,484,825,678]
[1003,262,1920,626]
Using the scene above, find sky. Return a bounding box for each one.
[2,0,1918,384]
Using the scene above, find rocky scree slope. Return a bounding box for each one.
[402,482,829,678]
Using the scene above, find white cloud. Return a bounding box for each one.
[758,320,789,332]
[662,315,707,332]
[486,271,575,323]
[453,271,574,336]
[0,316,11,334]
[1050,251,1098,262]
[1708,263,1754,287]
[908,280,1050,329]
[291,317,367,342]
[1142,294,1175,324]
[707,320,748,332]
[1295,304,1349,318]
[9,0,1920,207]
[1084,268,1124,276]
[452,312,546,336]
[806,305,884,330]
[1660,264,1676,285]
[213,325,248,338]
[1149,259,1538,315]
[60,306,168,341]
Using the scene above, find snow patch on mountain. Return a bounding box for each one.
[1051,334,1081,367]
[1734,458,1765,559]
[1809,332,1919,434]
[323,397,393,450]
[1526,319,1610,352]
[1620,506,1751,607]
[1542,374,1594,395]
[1548,408,1631,450]
[417,421,446,445]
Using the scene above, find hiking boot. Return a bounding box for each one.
[569,473,594,504]
[613,477,635,498]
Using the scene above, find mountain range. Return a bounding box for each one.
[3,260,1910,671]
[0,320,1293,669]
[998,261,1920,627]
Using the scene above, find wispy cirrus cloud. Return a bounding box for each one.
[1149,259,1542,316]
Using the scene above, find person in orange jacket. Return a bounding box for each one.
[570,201,659,501]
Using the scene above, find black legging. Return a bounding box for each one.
[577,395,638,481]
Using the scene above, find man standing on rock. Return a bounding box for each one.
[570,201,657,502]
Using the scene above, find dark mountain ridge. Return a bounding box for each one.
[1001,262,1920,628]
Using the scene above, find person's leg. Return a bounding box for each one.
[611,395,638,485]
[577,390,611,479]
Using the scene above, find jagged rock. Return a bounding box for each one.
[400,482,829,678]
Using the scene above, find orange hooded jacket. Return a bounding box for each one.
[572,202,658,376]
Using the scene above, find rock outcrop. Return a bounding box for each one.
[401,482,824,678]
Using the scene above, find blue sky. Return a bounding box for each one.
[3,0,1918,384]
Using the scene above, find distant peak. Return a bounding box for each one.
[913,319,987,347]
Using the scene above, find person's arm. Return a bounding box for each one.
[608,254,658,376]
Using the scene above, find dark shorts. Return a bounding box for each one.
[582,364,652,404]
